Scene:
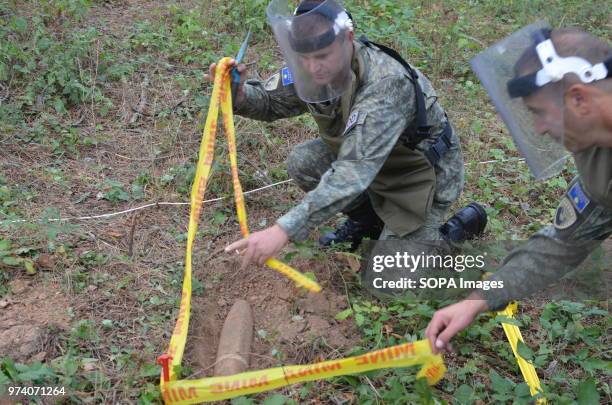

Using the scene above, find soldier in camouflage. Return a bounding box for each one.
[427,27,612,354]
[215,0,472,270]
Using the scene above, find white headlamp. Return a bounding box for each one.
[535,38,610,86]
[507,29,611,99]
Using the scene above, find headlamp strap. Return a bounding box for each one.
[508,30,612,98]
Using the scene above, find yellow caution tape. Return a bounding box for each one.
[157,56,550,403]
[163,56,322,383]
[220,58,319,292]
[498,302,546,404]
[161,340,445,404]
[158,57,446,402]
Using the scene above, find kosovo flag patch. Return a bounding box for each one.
[568,181,590,213]
[281,66,294,86]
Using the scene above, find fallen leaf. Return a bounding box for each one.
[37,253,55,269]
[335,252,361,273]
[31,352,47,362]
[23,259,36,275]
[82,358,99,372]
[107,230,125,238]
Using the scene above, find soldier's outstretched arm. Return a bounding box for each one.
[276,74,416,241]
[482,179,612,311]
[205,61,306,121]
[233,68,308,122]
[428,179,612,353]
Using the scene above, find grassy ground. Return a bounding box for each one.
[0,0,610,404]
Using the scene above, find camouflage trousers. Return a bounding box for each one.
[286,133,465,241]
[287,133,465,298]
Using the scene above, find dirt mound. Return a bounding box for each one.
[0,278,71,363]
[185,252,359,376]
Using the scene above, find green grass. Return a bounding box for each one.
[0,0,610,403]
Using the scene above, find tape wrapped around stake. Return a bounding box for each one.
[483,270,546,404]
[158,57,446,403]
[498,302,547,404]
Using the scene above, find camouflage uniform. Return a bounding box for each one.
[483,145,612,310]
[234,40,464,246]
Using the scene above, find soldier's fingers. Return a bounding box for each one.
[256,253,268,266]
[208,63,217,79]
[436,319,464,353]
[426,314,447,354]
[241,246,256,271]
[225,238,248,252]
[237,63,247,73]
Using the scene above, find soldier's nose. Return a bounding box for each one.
[534,120,549,136]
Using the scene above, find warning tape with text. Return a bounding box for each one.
[158,57,445,403]
[161,340,445,404]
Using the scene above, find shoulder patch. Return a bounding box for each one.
[343,110,359,136]
[264,72,280,91]
[568,181,590,213]
[281,66,294,86]
[554,196,578,230]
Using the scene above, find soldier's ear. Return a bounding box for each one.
[564,84,591,118]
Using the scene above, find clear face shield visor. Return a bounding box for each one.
[266,0,353,103]
[471,22,611,179]
[471,22,566,179]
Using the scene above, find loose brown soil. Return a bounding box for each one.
[0,279,71,363]
[186,249,360,378]
[1,1,362,400]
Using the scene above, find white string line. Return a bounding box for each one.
[474,157,526,165]
[3,157,527,225]
[4,179,294,224]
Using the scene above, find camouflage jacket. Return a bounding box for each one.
[234,40,453,241]
[483,145,612,310]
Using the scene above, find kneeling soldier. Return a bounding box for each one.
[427,24,612,353]
[211,0,483,269]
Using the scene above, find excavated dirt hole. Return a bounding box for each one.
[185,253,360,377]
